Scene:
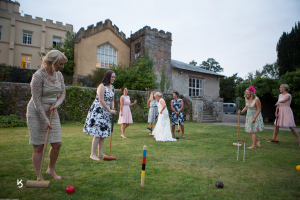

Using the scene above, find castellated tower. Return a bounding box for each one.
[130,26,172,93]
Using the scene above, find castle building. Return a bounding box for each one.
[0,0,73,69]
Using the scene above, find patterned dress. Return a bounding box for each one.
[245,97,264,133]
[27,70,65,145]
[172,99,184,125]
[148,100,158,123]
[83,84,114,138]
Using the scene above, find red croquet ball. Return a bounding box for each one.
[178,129,181,131]
[66,186,75,194]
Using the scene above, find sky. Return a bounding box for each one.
[18,0,300,79]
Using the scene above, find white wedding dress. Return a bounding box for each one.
[152,99,177,142]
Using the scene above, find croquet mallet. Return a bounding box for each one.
[176,114,181,133]
[103,114,116,160]
[233,112,242,147]
[147,114,158,132]
[26,104,55,188]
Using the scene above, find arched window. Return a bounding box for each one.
[96,43,117,68]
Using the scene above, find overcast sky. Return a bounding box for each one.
[18,0,300,78]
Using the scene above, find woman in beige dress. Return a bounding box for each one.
[27,50,67,180]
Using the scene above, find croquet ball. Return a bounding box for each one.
[178,129,181,131]
[66,186,75,194]
[215,181,224,188]
[296,165,300,171]
[176,137,179,139]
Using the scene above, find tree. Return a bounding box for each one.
[42,31,76,75]
[261,62,279,79]
[220,73,243,102]
[277,21,300,76]
[189,60,197,66]
[199,58,223,73]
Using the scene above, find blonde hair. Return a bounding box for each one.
[42,50,67,72]
[149,91,156,101]
[154,92,163,97]
[244,88,256,100]
[281,84,289,92]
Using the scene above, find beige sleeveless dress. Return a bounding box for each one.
[26,70,65,145]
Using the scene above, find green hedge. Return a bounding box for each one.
[0,114,27,128]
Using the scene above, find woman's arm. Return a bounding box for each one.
[53,72,66,108]
[180,99,184,112]
[98,84,114,113]
[252,98,262,123]
[120,96,124,116]
[159,99,166,114]
[277,95,290,103]
[129,100,137,106]
[171,100,175,113]
[31,72,50,124]
[147,99,150,108]
[238,106,248,114]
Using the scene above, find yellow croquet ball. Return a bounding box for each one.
[296,165,300,171]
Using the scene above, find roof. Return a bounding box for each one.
[171,60,225,77]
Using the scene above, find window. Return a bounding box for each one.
[96,43,117,68]
[189,78,203,97]
[23,32,32,45]
[22,55,31,69]
[53,37,61,47]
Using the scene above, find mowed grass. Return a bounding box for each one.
[0,121,300,200]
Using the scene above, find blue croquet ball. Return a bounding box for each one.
[215,181,223,188]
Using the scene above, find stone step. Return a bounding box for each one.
[202,120,217,123]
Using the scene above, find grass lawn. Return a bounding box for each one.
[0,121,300,200]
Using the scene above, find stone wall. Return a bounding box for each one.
[130,26,172,93]
[192,98,203,122]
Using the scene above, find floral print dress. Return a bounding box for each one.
[172,99,184,125]
[245,97,264,133]
[83,84,114,138]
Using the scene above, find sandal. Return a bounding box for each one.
[121,135,126,138]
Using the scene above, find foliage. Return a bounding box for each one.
[0,63,36,83]
[90,68,109,87]
[274,70,300,121]
[220,73,243,102]
[199,58,224,73]
[59,86,96,122]
[189,60,197,66]
[261,62,279,79]
[276,21,300,76]
[160,64,166,92]
[0,114,27,128]
[42,31,76,75]
[111,53,157,91]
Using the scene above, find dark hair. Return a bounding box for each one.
[173,91,179,97]
[100,70,115,86]
[121,87,127,93]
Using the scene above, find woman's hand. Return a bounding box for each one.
[49,104,57,114]
[45,123,52,130]
[251,117,256,124]
[160,111,162,114]
[120,112,123,116]
[134,100,137,104]
[110,109,117,115]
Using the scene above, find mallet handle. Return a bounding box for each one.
[38,104,54,181]
[109,114,115,157]
[237,112,240,143]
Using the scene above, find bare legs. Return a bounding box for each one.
[171,125,175,137]
[290,127,300,146]
[121,123,130,138]
[97,138,106,157]
[181,125,185,138]
[248,133,260,149]
[172,125,185,138]
[32,142,62,180]
[149,123,153,135]
[268,125,279,142]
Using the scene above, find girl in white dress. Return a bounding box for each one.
[152,92,177,142]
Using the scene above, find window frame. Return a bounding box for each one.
[22,55,32,69]
[23,32,32,45]
[96,43,117,68]
[53,37,61,47]
[189,77,203,97]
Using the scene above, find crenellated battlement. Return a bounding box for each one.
[0,2,73,32]
[74,19,130,46]
[131,26,172,42]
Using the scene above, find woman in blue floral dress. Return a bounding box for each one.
[171,91,185,138]
[83,70,117,161]
[147,91,158,135]
[239,86,264,149]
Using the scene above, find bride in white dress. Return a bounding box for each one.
[152,92,177,142]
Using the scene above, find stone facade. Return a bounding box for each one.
[130,26,173,93]
[0,0,73,69]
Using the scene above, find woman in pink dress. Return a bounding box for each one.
[118,87,137,138]
[268,84,300,146]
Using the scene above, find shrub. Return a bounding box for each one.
[0,114,27,128]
